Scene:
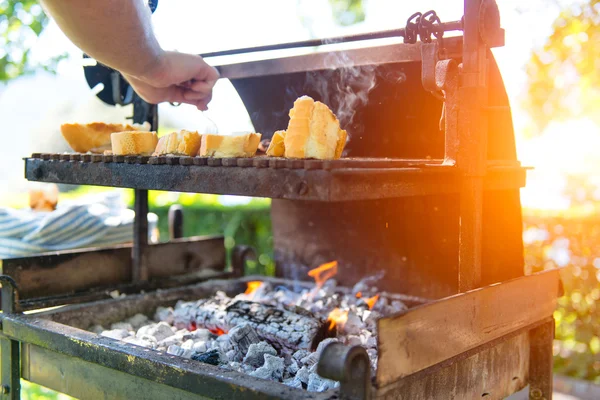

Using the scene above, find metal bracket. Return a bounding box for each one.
[231,246,257,278]
[435,59,460,164]
[317,343,372,400]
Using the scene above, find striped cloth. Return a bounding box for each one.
[0,192,157,259]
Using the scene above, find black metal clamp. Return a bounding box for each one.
[317,342,372,400]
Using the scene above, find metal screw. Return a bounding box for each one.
[2,385,10,394]
[530,388,543,399]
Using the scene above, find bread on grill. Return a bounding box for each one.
[266,130,286,157]
[282,96,347,160]
[60,122,151,153]
[153,130,201,156]
[111,131,158,156]
[199,133,261,158]
[29,184,59,212]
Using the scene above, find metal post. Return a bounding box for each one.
[529,319,555,400]
[132,189,149,282]
[168,205,184,240]
[457,0,489,292]
[0,276,20,400]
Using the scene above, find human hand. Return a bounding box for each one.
[122,50,220,111]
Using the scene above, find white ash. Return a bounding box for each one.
[93,277,404,392]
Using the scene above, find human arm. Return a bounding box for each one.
[40,0,219,110]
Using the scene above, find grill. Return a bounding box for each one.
[0,1,560,399]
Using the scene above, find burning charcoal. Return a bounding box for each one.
[155,306,175,324]
[216,334,233,352]
[126,313,149,330]
[341,311,363,336]
[181,339,194,350]
[229,324,260,362]
[101,329,130,340]
[146,322,175,342]
[90,325,105,334]
[158,335,183,348]
[226,349,236,362]
[191,349,221,365]
[183,328,211,342]
[295,366,310,385]
[283,377,303,389]
[292,349,310,363]
[243,342,277,367]
[122,336,153,347]
[110,322,134,332]
[249,354,285,382]
[192,341,207,353]
[301,338,339,366]
[366,336,377,348]
[345,335,362,347]
[286,359,300,376]
[390,300,408,313]
[307,372,339,392]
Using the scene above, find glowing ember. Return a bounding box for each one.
[245,281,263,295]
[365,294,380,310]
[307,261,338,288]
[327,308,348,331]
[209,327,226,336]
[355,291,362,298]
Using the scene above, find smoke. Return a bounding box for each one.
[303,46,377,137]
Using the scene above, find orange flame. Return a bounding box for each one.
[245,281,263,295]
[355,291,362,298]
[307,261,338,288]
[327,308,348,331]
[364,294,380,310]
[209,327,226,336]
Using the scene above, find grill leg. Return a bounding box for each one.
[132,189,149,282]
[529,318,554,400]
[0,276,20,400]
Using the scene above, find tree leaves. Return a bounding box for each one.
[525,0,600,134]
[0,0,66,82]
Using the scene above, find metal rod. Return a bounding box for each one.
[200,20,463,58]
[132,189,149,282]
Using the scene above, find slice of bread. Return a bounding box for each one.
[111,131,158,156]
[199,133,262,158]
[266,130,286,157]
[283,96,347,160]
[153,130,201,156]
[60,122,150,153]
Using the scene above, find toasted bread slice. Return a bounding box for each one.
[60,122,150,153]
[283,96,347,160]
[266,130,286,157]
[153,130,201,156]
[111,131,158,156]
[199,133,262,158]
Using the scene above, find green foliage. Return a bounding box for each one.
[524,214,600,382]
[525,0,600,134]
[328,0,365,26]
[0,0,66,82]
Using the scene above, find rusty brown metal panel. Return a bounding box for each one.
[374,331,530,400]
[375,270,560,387]
[528,319,555,400]
[2,236,225,299]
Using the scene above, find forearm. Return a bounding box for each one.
[40,0,163,78]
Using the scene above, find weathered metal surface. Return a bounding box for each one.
[3,316,333,400]
[528,319,555,400]
[375,269,560,386]
[216,36,463,80]
[317,343,372,400]
[375,330,530,399]
[2,236,225,300]
[133,189,149,282]
[25,158,527,201]
[22,344,208,400]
